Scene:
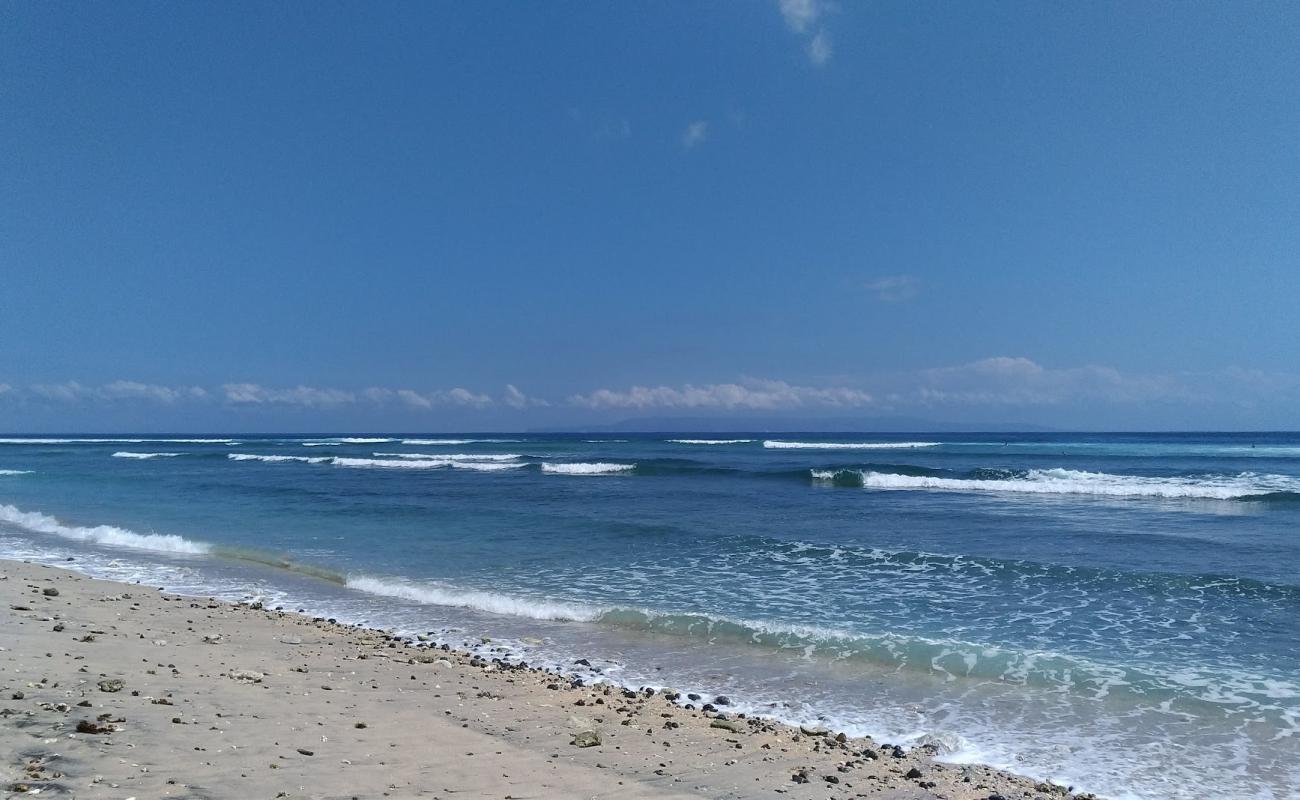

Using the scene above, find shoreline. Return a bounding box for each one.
[2,558,1099,799]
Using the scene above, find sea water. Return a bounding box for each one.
[1,432,1298,799]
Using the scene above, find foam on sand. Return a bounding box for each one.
[0,503,210,554]
[765,441,941,450]
[541,462,636,475]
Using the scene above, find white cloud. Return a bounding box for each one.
[222,383,356,407]
[502,384,547,409]
[570,378,872,411]
[779,0,822,33]
[440,387,494,408]
[864,274,918,302]
[808,30,833,66]
[778,0,833,65]
[28,380,206,404]
[682,120,710,149]
[396,389,434,410]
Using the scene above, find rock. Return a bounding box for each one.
[823,775,840,784]
[710,719,746,733]
[10,691,23,700]
[75,719,113,734]
[905,767,924,779]
[97,679,125,693]
[42,587,59,597]
[571,730,602,748]
[714,695,732,705]
[791,770,810,784]
[799,724,830,736]
[52,623,64,632]
[201,634,222,644]
[297,748,314,756]
[228,669,264,683]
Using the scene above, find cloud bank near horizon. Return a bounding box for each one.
[2,358,1297,429]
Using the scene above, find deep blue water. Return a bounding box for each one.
[2,432,1298,799]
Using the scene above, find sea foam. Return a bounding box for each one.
[668,439,756,445]
[372,452,522,461]
[345,575,600,621]
[0,469,32,475]
[813,468,1300,499]
[113,451,183,459]
[0,503,209,554]
[541,462,636,475]
[227,453,331,464]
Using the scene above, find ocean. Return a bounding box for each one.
[1,432,1297,799]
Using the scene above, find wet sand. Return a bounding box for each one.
[1,559,1096,799]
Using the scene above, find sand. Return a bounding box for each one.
[1,559,1095,799]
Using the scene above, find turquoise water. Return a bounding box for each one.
[2,432,1298,799]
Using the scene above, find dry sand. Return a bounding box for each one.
[2,559,1098,799]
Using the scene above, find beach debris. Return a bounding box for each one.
[228,670,264,683]
[75,719,114,734]
[97,679,125,693]
[571,730,602,748]
[201,633,222,644]
[296,748,315,756]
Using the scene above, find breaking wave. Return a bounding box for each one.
[0,469,32,476]
[401,438,521,445]
[0,503,209,554]
[668,439,756,445]
[765,440,942,450]
[372,452,522,461]
[541,462,636,475]
[345,575,600,621]
[0,438,236,445]
[228,453,332,464]
[112,451,182,459]
[812,467,1300,500]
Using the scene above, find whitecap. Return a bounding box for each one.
[0,503,209,554]
[541,462,635,475]
[765,440,941,449]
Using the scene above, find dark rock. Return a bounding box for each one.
[297,748,314,756]
[10,691,23,700]
[75,719,112,734]
[823,775,840,784]
[97,679,125,693]
[42,588,59,597]
[714,695,731,705]
[52,623,64,632]
[905,767,923,779]
[791,770,809,784]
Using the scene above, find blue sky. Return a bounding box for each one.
[2,1,1298,431]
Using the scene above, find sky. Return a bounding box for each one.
[2,1,1298,432]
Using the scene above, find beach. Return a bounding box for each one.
[2,559,1076,799]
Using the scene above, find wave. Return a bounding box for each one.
[813,467,1300,500]
[334,437,396,444]
[0,438,236,445]
[401,438,521,445]
[0,469,32,476]
[541,462,636,475]
[301,441,343,446]
[0,503,209,554]
[331,457,452,469]
[227,453,331,464]
[765,440,941,450]
[372,452,521,461]
[449,461,527,471]
[346,575,600,621]
[668,439,755,445]
[112,451,182,459]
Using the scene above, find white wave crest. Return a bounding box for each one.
[346,575,600,621]
[331,457,452,469]
[449,461,527,471]
[334,437,396,444]
[0,469,32,476]
[227,453,331,464]
[400,438,521,445]
[765,440,941,449]
[112,451,182,459]
[373,452,521,461]
[301,441,343,446]
[826,468,1299,499]
[541,462,636,475]
[668,439,755,445]
[0,503,209,554]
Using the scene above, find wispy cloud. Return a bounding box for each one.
[682,120,710,149]
[223,383,356,407]
[778,0,833,66]
[864,274,919,303]
[503,384,548,409]
[904,357,1179,407]
[29,380,207,404]
[569,379,872,411]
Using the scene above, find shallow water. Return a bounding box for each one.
[2,432,1298,799]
